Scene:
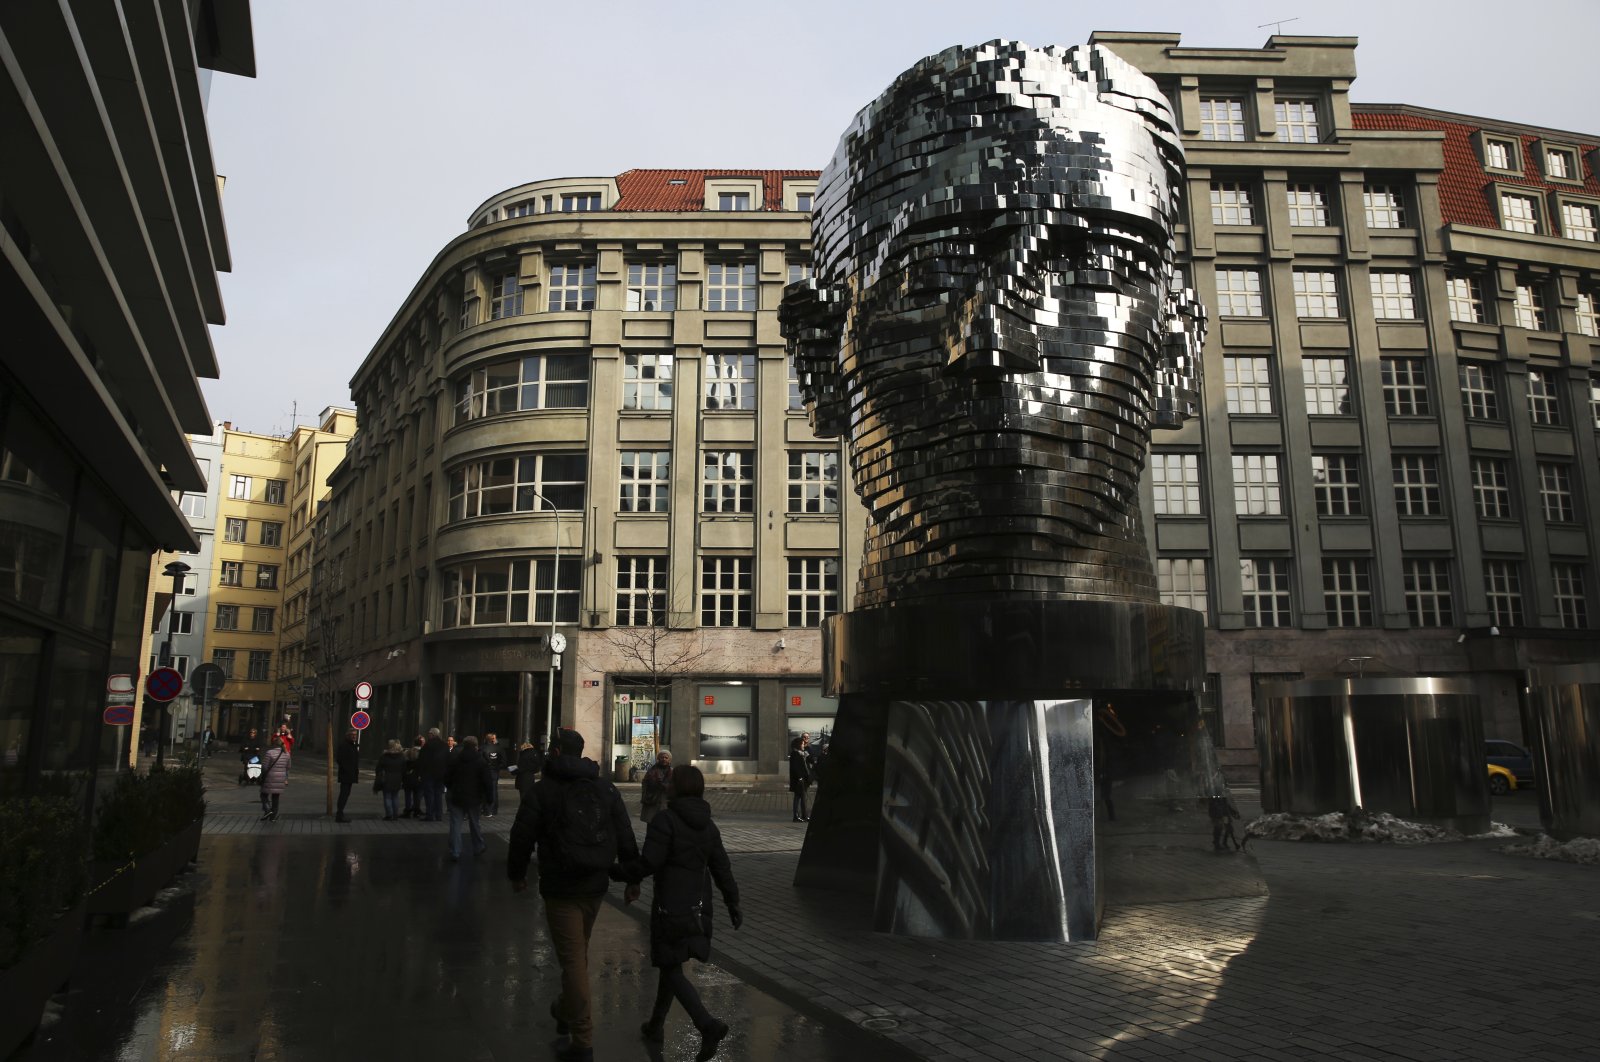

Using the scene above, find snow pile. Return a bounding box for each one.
[1246,810,1469,845]
[1501,834,1600,865]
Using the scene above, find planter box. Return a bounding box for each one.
[0,898,86,1058]
[87,819,202,924]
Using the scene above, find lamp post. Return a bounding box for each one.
[525,491,562,745]
[155,560,190,770]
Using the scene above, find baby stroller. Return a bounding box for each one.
[239,754,262,786]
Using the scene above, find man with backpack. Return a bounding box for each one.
[508,728,639,1062]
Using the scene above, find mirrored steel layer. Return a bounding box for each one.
[1524,663,1600,841]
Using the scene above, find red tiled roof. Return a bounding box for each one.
[1352,109,1600,229]
[613,169,820,212]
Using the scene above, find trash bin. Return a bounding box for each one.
[613,754,628,782]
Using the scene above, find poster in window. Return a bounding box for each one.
[698,714,751,760]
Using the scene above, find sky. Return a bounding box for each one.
[202,0,1600,436]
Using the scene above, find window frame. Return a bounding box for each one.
[704,261,757,312]
[1213,268,1265,317]
[447,452,588,521]
[703,353,756,411]
[1223,355,1274,415]
[1538,462,1576,524]
[1292,269,1342,318]
[701,450,755,514]
[1369,270,1418,320]
[1381,357,1432,417]
[1446,273,1487,324]
[1483,560,1525,627]
[614,555,668,627]
[787,450,840,514]
[1392,454,1443,517]
[1150,452,1203,516]
[1459,363,1501,421]
[1198,96,1247,142]
[1232,453,1283,516]
[1311,454,1364,517]
[1526,368,1563,425]
[1240,557,1292,628]
[1471,456,1514,520]
[1322,558,1374,628]
[785,556,840,627]
[1552,563,1589,629]
[625,262,678,312]
[1303,356,1354,416]
[453,353,592,423]
[440,555,581,627]
[1157,557,1209,619]
[547,261,597,312]
[622,352,674,411]
[700,555,753,627]
[1403,558,1455,627]
[1498,189,1543,235]
[1285,183,1333,226]
[1273,98,1322,144]
[618,450,671,514]
[1209,180,1256,226]
[1362,183,1409,229]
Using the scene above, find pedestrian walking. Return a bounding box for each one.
[259,736,290,821]
[515,740,545,798]
[446,735,495,860]
[401,746,421,818]
[238,727,263,786]
[277,722,295,753]
[482,731,505,817]
[789,735,814,822]
[335,728,360,823]
[376,739,406,820]
[639,750,672,823]
[507,728,640,1062]
[616,764,741,1061]
[419,727,449,821]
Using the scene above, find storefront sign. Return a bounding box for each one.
[630,715,657,767]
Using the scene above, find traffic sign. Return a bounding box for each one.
[107,674,135,695]
[356,698,370,709]
[103,705,136,725]
[190,663,226,699]
[354,680,373,700]
[351,710,371,731]
[146,667,184,702]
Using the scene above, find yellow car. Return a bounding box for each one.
[1487,763,1518,796]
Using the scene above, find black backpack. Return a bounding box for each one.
[555,775,617,871]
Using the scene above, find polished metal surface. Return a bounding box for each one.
[1257,679,1489,833]
[1523,665,1600,840]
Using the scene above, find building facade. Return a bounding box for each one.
[0,1,254,798]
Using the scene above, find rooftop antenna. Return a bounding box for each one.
[1259,16,1300,35]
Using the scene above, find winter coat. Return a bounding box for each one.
[789,747,814,794]
[401,749,420,791]
[481,741,505,772]
[419,736,449,781]
[514,746,544,796]
[239,737,263,764]
[376,751,406,794]
[618,796,739,968]
[446,747,494,809]
[260,747,291,794]
[336,740,360,784]
[507,754,638,898]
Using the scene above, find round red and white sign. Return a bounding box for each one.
[354,680,373,700]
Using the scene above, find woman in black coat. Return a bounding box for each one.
[375,740,406,820]
[616,764,742,1061]
[788,734,814,822]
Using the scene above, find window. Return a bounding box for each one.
[504,199,536,218]
[169,610,194,635]
[447,453,587,520]
[1363,185,1408,229]
[1274,99,1321,143]
[224,517,247,542]
[1198,97,1246,141]
[1576,291,1598,338]
[1484,139,1514,170]
[1552,563,1588,629]
[1459,364,1500,420]
[1500,192,1541,234]
[616,353,675,412]
[1526,368,1562,425]
[260,522,283,547]
[787,451,839,514]
[1560,201,1598,242]
[1539,463,1575,523]
[252,607,275,633]
[1303,357,1353,415]
[1241,558,1292,627]
[1403,559,1454,627]
[786,260,812,286]
[488,272,522,320]
[1323,559,1374,627]
[148,654,190,678]
[547,262,596,312]
[702,451,755,514]
[1214,269,1264,316]
[228,475,252,500]
[1285,184,1331,226]
[1381,358,1431,416]
[179,493,206,519]
[1370,271,1417,319]
[786,557,839,627]
[700,556,752,627]
[625,263,677,311]
[1545,147,1579,180]
[440,556,581,626]
[1513,281,1547,330]
[1150,453,1203,516]
[560,192,601,212]
[212,648,236,678]
[1312,455,1363,517]
[704,353,756,410]
[454,353,591,422]
[1224,356,1274,414]
[215,604,239,630]
[247,650,271,682]
[1472,457,1514,519]
[1210,181,1255,225]
[219,561,243,587]
[1392,455,1442,516]
[787,355,804,411]
[618,451,671,513]
[256,564,279,590]
[459,293,478,331]
[1293,270,1341,317]
[794,192,813,211]
[1483,560,1524,627]
[615,556,667,627]
[1446,274,1486,323]
[717,192,751,211]
[264,479,286,505]
[1591,373,1600,429]
[177,571,198,596]
[1232,454,1282,516]
[705,261,757,312]
[1157,558,1208,617]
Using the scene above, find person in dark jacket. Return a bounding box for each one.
[514,740,545,798]
[334,729,360,823]
[446,735,494,859]
[789,734,815,822]
[238,728,263,785]
[401,746,421,818]
[481,731,505,817]
[615,764,741,1061]
[376,739,406,820]
[418,727,449,821]
[639,750,672,823]
[507,729,640,1062]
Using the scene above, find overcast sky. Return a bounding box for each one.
[202,0,1599,436]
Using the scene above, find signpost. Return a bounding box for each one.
[189,663,226,755]
[146,667,183,702]
[103,705,136,726]
[106,674,137,767]
[351,710,370,747]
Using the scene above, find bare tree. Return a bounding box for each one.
[606,619,712,763]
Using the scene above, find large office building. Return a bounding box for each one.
[322,34,1599,781]
[0,1,254,798]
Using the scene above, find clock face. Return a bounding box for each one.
[550,633,567,654]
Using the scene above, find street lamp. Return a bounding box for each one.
[524,490,563,745]
[155,560,190,770]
